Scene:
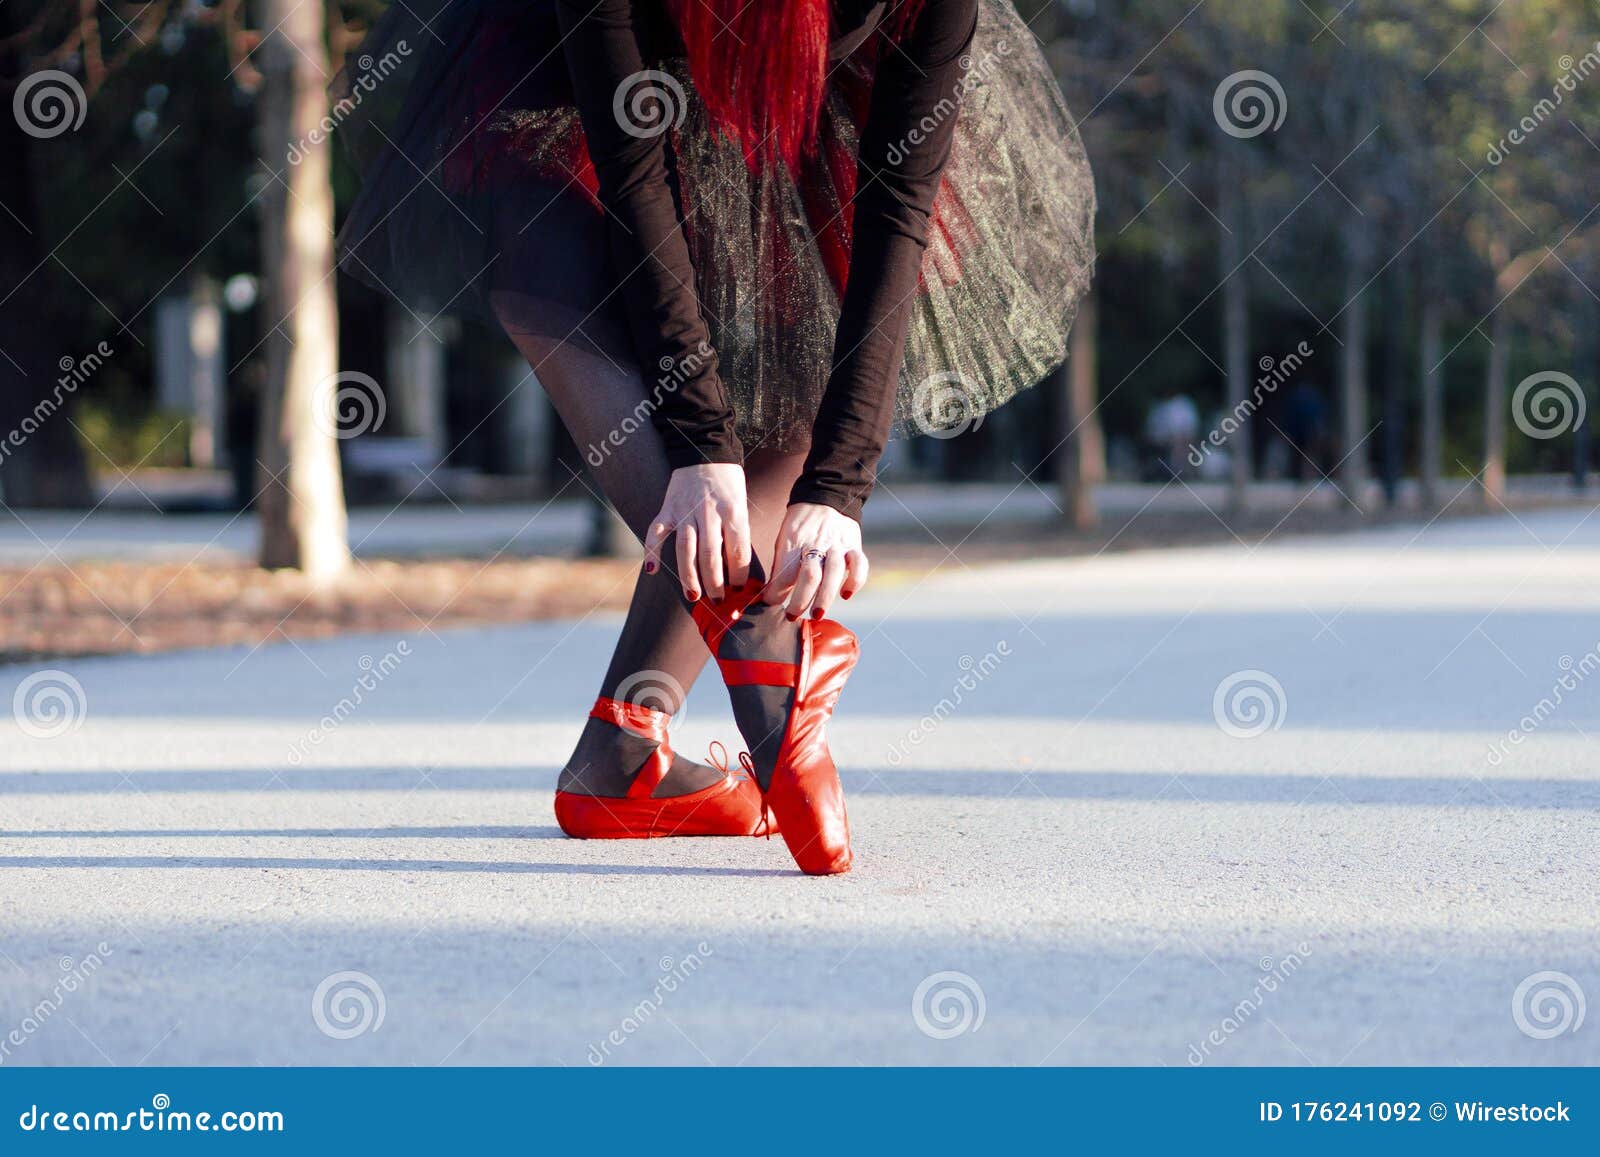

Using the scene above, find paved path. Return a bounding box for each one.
[1,507,1598,1066]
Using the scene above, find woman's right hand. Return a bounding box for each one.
[643,464,752,602]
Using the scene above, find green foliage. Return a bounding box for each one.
[74,394,192,471]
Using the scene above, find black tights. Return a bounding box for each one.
[502,328,802,797]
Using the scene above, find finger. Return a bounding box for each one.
[675,524,700,601]
[724,516,752,590]
[786,551,825,620]
[698,511,726,602]
[841,548,869,599]
[762,546,801,605]
[642,519,673,576]
[809,549,848,620]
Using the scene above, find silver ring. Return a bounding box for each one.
[802,548,827,562]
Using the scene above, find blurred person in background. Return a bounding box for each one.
[1145,391,1200,480]
[333,0,1094,873]
[1282,380,1329,483]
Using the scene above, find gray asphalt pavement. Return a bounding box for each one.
[1,506,1597,1066]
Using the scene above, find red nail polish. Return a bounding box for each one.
[841,590,852,600]
[644,562,656,574]
[785,613,799,622]
[686,590,699,602]
[811,608,824,620]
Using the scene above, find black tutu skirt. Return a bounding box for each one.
[334,0,1096,450]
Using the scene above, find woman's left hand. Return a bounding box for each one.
[763,502,870,620]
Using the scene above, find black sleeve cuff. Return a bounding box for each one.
[657,416,745,471]
[788,474,870,523]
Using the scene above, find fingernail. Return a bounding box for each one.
[811,608,824,620]
[785,613,799,623]
[841,590,852,600]
[644,562,656,574]
[686,590,699,602]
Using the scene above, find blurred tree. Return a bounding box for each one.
[1059,292,1103,527]
[254,0,350,582]
[0,56,92,507]
[1058,0,1599,508]
[0,0,176,506]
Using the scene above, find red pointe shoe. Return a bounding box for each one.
[554,697,776,839]
[692,580,857,875]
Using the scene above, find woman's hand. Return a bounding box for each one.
[643,464,752,602]
[762,502,869,620]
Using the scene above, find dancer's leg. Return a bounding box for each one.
[714,445,810,789]
[742,445,809,556]
[503,321,816,794]
[501,330,720,796]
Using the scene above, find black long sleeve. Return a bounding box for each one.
[555,0,742,467]
[790,0,978,519]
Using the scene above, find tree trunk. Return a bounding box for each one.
[254,0,351,583]
[1218,159,1250,512]
[1338,255,1369,511]
[0,7,94,509]
[1379,269,1405,508]
[1418,295,1443,510]
[1481,309,1510,506]
[1574,277,1595,491]
[1058,291,1103,529]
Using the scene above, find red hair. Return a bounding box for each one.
[668,0,830,171]
[668,0,929,172]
